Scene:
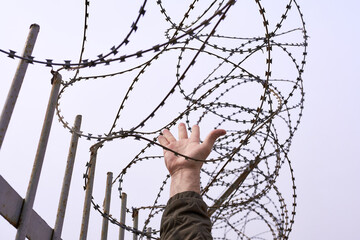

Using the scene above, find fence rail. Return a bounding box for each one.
[0,175,57,240]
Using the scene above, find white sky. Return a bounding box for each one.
[0,0,359,239]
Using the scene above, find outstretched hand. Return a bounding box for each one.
[158,123,226,197]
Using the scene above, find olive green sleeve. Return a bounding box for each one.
[160,191,213,240]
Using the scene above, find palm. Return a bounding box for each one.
[158,124,226,176]
[163,139,203,174]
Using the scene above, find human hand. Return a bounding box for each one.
[158,123,226,196]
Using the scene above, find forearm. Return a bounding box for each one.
[170,168,201,197]
[160,191,213,240]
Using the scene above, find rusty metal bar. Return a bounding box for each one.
[0,24,40,150]
[100,172,113,240]
[52,115,82,240]
[15,71,61,240]
[132,209,139,240]
[119,192,127,240]
[79,144,100,240]
[207,157,262,217]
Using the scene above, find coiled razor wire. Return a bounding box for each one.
[1,0,308,239]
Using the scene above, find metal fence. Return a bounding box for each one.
[0,1,308,238]
[0,24,138,240]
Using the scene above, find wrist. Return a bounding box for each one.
[169,168,201,197]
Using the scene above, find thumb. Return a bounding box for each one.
[203,129,226,150]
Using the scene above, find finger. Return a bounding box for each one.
[158,135,169,146]
[189,125,200,143]
[162,129,177,143]
[178,123,188,139]
[203,129,226,149]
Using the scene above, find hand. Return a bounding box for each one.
[158,123,226,197]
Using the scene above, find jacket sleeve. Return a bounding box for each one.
[160,191,213,240]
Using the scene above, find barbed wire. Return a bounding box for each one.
[1,0,308,239]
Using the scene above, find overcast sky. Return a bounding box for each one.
[0,1,359,240]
